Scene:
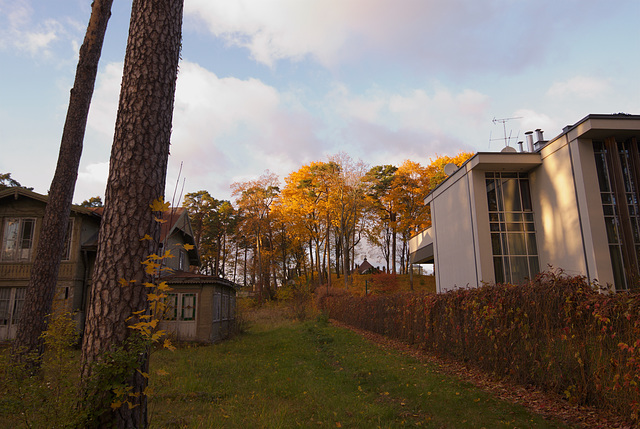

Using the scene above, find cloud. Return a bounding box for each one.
[326,83,489,154]
[75,162,109,201]
[0,2,71,57]
[513,109,556,137]
[170,61,322,190]
[86,58,487,200]
[184,0,611,73]
[547,76,612,99]
[87,60,323,199]
[87,62,123,138]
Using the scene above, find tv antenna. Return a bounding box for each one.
[489,116,522,149]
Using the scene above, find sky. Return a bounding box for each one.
[1,0,639,206]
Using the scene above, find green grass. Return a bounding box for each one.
[148,309,569,428]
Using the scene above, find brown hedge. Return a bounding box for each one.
[318,271,640,422]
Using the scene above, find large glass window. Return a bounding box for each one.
[593,138,640,290]
[1,218,36,262]
[486,172,539,284]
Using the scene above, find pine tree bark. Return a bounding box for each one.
[80,0,183,427]
[12,0,114,361]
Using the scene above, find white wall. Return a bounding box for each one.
[531,136,587,276]
[431,170,479,292]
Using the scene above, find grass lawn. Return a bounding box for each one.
[148,305,569,428]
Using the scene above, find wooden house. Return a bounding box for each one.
[0,189,239,343]
[0,188,100,340]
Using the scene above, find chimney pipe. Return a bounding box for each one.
[525,131,534,152]
[535,129,544,142]
[517,141,524,152]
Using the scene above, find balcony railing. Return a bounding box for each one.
[0,263,76,280]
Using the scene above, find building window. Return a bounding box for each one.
[178,250,186,271]
[61,219,74,261]
[165,292,197,321]
[1,218,36,262]
[213,289,221,322]
[486,172,539,284]
[181,293,196,320]
[0,287,26,326]
[593,138,640,290]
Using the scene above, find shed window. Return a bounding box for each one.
[165,292,197,322]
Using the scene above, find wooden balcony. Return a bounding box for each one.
[0,262,76,280]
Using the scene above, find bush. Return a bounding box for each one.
[320,271,640,423]
[0,312,87,428]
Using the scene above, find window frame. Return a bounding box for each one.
[164,292,197,322]
[486,172,540,284]
[1,218,36,262]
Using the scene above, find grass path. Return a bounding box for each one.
[149,311,569,428]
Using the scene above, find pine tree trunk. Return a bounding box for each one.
[11,0,114,363]
[80,0,183,427]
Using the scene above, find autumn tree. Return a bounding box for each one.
[392,160,431,279]
[12,0,114,362]
[328,153,368,287]
[232,172,280,300]
[425,152,475,192]
[183,190,237,276]
[393,152,474,287]
[364,165,398,273]
[80,0,183,427]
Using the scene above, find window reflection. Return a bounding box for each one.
[486,172,539,284]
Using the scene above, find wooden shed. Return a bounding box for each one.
[159,271,239,343]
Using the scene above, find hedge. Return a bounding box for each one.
[319,271,640,422]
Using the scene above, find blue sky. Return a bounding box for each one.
[1,0,638,204]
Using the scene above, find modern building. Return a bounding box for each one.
[409,113,640,293]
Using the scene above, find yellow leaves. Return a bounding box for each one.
[150,197,170,212]
[141,260,160,275]
[140,234,154,241]
[157,281,172,292]
[156,369,170,376]
[151,330,166,342]
[153,216,167,224]
[147,292,168,302]
[146,250,174,261]
[118,278,136,287]
[163,339,176,351]
[181,243,194,251]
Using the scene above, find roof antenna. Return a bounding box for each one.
[490,116,522,149]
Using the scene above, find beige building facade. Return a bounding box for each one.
[410,114,640,293]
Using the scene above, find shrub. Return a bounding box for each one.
[320,270,640,423]
[0,312,87,428]
[369,272,400,294]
